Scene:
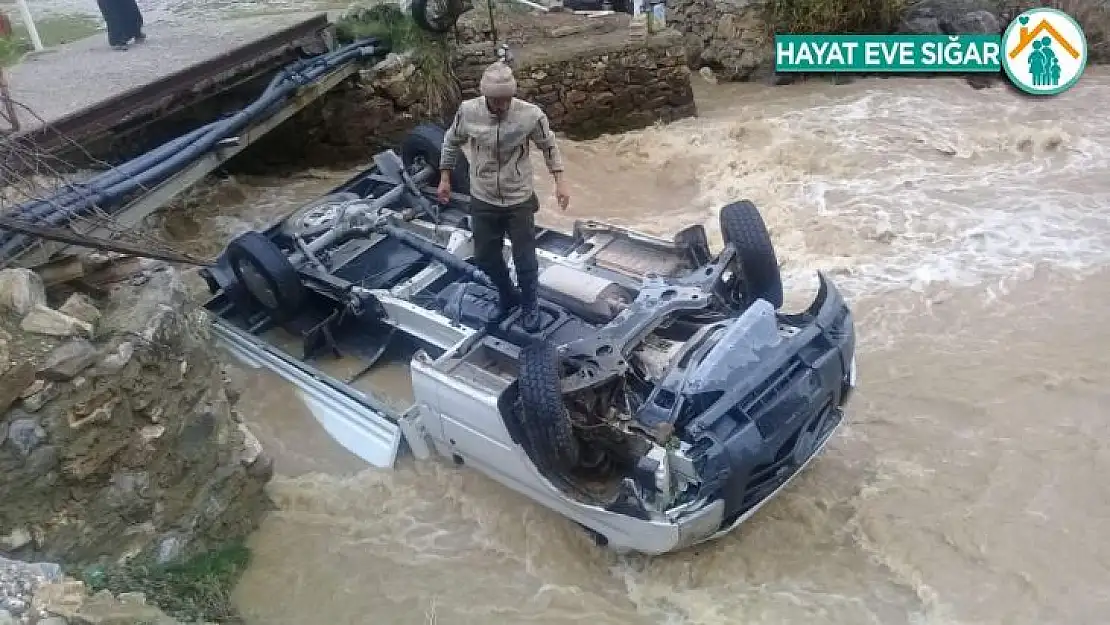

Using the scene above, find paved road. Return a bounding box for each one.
[5,12,321,130]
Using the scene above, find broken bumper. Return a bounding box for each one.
[669,273,856,547]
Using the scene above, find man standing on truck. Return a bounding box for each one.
[437,60,570,334]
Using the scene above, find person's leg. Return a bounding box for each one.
[123,0,145,42]
[470,209,519,315]
[97,0,129,49]
[505,195,541,332]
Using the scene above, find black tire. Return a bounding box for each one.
[401,123,471,196]
[411,0,467,34]
[719,200,784,309]
[226,231,305,319]
[518,341,581,471]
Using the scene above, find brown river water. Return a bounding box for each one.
[163,70,1110,625]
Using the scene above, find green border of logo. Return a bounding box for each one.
[1001,7,1088,95]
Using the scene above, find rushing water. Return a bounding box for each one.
[162,70,1110,625]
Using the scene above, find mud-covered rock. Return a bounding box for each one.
[0,269,46,318]
[0,363,34,414]
[40,340,99,381]
[58,293,102,328]
[33,581,188,625]
[0,268,272,578]
[6,414,45,457]
[20,306,94,339]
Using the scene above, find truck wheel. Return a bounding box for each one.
[410,0,471,34]
[226,231,305,320]
[401,123,471,196]
[719,200,784,309]
[518,341,581,471]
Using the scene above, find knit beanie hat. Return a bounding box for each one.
[479,61,517,98]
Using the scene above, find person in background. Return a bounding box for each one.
[96,0,146,51]
[437,61,570,333]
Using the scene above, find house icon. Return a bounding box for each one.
[1008,18,1082,60]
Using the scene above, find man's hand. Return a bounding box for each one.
[436,178,452,205]
[555,179,570,211]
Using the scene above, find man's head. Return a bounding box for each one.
[479,61,516,116]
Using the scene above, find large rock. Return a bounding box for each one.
[39,339,99,381]
[899,0,1003,34]
[0,362,35,413]
[20,306,94,338]
[0,269,46,318]
[34,583,185,625]
[0,267,272,577]
[58,293,102,328]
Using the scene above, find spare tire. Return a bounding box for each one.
[518,341,581,471]
[401,123,471,196]
[719,200,784,309]
[226,231,305,320]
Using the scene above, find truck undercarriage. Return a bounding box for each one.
[200,124,857,554]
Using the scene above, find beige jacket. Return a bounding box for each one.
[440,96,565,208]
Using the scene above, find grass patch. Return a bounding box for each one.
[337,3,460,118]
[765,0,906,34]
[0,13,103,66]
[76,541,253,624]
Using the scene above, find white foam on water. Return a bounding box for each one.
[580,74,1110,305]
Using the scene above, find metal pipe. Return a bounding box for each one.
[379,223,492,287]
[15,0,42,51]
[0,41,384,262]
[507,0,549,11]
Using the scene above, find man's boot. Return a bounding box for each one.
[489,275,520,318]
[518,271,542,333]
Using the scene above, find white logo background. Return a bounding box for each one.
[1002,9,1088,93]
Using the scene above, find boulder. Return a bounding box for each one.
[6,414,46,456]
[899,0,1003,34]
[0,269,46,318]
[21,306,94,338]
[58,293,102,327]
[40,339,99,381]
[0,362,35,413]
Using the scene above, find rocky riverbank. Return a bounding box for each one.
[0,263,274,624]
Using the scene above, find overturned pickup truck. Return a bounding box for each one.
[199,124,857,555]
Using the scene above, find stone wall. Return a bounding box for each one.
[666,0,773,81]
[454,30,697,140]
[238,28,698,169]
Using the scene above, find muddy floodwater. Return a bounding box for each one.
[163,71,1110,625]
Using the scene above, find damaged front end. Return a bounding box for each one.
[556,272,856,551]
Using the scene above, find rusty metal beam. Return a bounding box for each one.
[12,13,331,155]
